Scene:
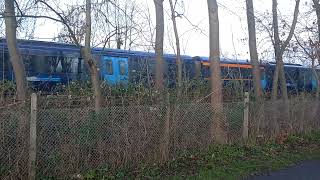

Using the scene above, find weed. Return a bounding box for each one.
[80,131,320,180]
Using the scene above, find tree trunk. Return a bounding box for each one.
[312,0,320,98]
[245,0,265,137]
[207,0,227,144]
[246,0,262,100]
[271,0,300,101]
[271,0,300,132]
[4,1,29,176]
[169,0,182,89]
[83,0,102,111]
[313,0,320,44]
[154,0,165,91]
[313,65,320,99]
[4,0,27,101]
[271,0,282,100]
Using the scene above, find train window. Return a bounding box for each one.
[221,67,229,79]
[202,65,210,78]
[119,60,126,75]
[48,57,60,73]
[61,58,73,73]
[30,55,50,74]
[285,68,298,82]
[260,69,266,80]
[299,70,312,83]
[228,67,242,79]
[241,68,252,80]
[106,60,113,75]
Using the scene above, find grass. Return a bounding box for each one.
[80,131,320,180]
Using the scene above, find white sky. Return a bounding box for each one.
[11,0,313,60]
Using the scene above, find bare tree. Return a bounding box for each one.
[312,0,320,98]
[4,0,27,101]
[3,1,30,177]
[36,0,102,110]
[271,0,300,102]
[169,0,182,89]
[313,0,320,44]
[82,0,102,111]
[154,0,164,91]
[207,0,227,144]
[246,0,262,100]
[294,36,320,98]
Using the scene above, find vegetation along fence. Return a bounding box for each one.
[0,93,320,179]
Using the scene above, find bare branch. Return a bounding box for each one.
[280,0,301,53]
[36,0,80,46]
[0,14,63,23]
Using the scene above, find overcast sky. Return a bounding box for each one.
[12,0,313,60]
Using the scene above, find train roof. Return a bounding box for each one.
[266,62,315,69]
[0,39,193,61]
[0,39,264,64]
[197,56,252,65]
[1,39,317,69]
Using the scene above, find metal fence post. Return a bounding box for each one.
[29,93,37,180]
[242,92,249,140]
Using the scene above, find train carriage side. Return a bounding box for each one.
[0,39,82,92]
[198,57,267,93]
[96,50,156,87]
[264,63,318,94]
[96,48,196,87]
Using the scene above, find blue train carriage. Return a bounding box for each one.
[92,47,197,88]
[264,62,320,93]
[0,39,83,91]
[1,39,318,94]
[0,38,266,92]
[198,56,267,93]
[0,39,197,91]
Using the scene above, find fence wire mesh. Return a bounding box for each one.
[0,95,319,179]
[0,101,30,179]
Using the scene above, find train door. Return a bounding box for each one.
[260,67,267,91]
[101,56,129,86]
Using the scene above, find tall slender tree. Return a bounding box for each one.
[4,1,29,176]
[312,0,320,45]
[4,0,27,101]
[271,0,300,132]
[154,0,165,91]
[246,0,262,100]
[311,0,320,98]
[271,0,300,102]
[81,0,102,111]
[169,0,182,89]
[207,0,227,144]
[36,0,102,110]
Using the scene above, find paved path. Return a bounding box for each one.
[248,160,320,180]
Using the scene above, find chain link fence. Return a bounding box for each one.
[0,94,319,179]
[249,97,320,140]
[0,101,30,179]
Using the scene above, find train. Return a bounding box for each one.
[0,39,319,93]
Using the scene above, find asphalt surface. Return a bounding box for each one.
[248,160,320,180]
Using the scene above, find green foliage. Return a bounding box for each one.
[80,131,320,179]
[57,81,93,96]
[73,111,99,146]
[0,80,16,96]
[226,103,245,133]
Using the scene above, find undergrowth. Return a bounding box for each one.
[75,131,320,180]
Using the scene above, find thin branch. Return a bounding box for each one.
[294,33,313,59]
[256,18,275,47]
[280,0,301,53]
[14,0,24,16]
[0,15,63,23]
[36,0,80,46]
